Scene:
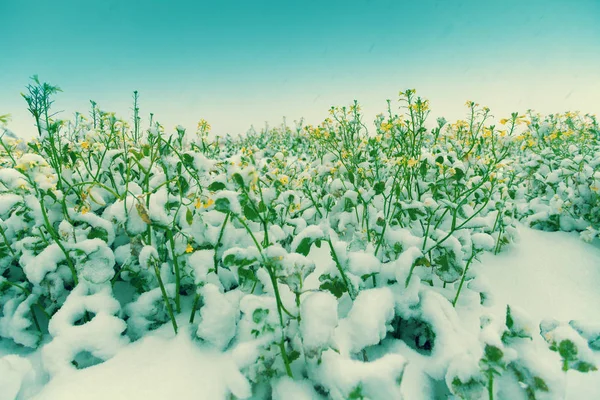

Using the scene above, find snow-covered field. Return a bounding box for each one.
[1,83,600,399]
[1,225,598,400]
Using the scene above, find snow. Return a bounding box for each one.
[316,349,407,400]
[32,330,250,400]
[1,225,599,399]
[334,287,395,355]
[480,224,600,399]
[195,284,239,350]
[42,283,128,376]
[480,225,600,324]
[299,291,338,356]
[0,355,35,400]
[271,376,320,400]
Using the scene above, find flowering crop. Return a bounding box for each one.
[0,78,598,399]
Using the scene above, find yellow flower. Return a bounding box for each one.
[279,175,289,185]
[185,244,194,253]
[80,141,90,149]
[197,119,211,131]
[195,198,202,209]
[80,206,90,215]
[407,158,418,167]
[499,119,509,125]
[380,122,393,132]
[203,198,215,208]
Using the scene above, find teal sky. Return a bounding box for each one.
[1,0,599,137]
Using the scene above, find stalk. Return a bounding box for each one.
[213,212,230,274]
[166,230,181,313]
[233,214,294,377]
[151,258,178,334]
[452,252,477,307]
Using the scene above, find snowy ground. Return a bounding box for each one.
[1,225,599,400]
[479,226,600,399]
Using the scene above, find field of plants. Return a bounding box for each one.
[0,78,599,399]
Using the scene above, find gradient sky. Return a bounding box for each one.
[1,0,599,138]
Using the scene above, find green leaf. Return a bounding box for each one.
[243,204,260,222]
[252,308,269,324]
[454,167,465,181]
[257,200,267,213]
[374,181,385,195]
[505,305,514,330]
[223,254,256,269]
[347,171,355,184]
[178,175,189,194]
[295,237,316,256]
[186,208,193,225]
[434,251,463,283]
[344,197,355,212]
[232,173,245,188]
[318,274,346,299]
[533,376,549,392]
[419,160,428,178]
[87,226,108,242]
[237,265,257,287]
[215,197,231,213]
[407,207,425,220]
[414,257,431,267]
[287,350,301,363]
[208,181,226,192]
[348,384,365,399]
[484,345,504,363]
[182,153,195,169]
[558,339,578,362]
[574,361,597,373]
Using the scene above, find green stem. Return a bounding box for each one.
[166,230,181,313]
[189,292,201,323]
[152,260,178,334]
[452,252,477,307]
[37,190,78,285]
[213,212,230,274]
[327,239,353,300]
[233,214,294,377]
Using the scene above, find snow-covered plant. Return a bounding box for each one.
[0,78,598,399]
